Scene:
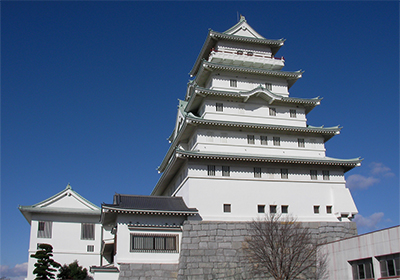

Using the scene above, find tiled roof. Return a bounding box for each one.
[103,194,197,213]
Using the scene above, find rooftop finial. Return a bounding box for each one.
[240,15,246,22]
[66,183,71,190]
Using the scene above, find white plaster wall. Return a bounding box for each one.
[200,99,307,127]
[216,41,272,55]
[114,219,182,264]
[26,214,101,280]
[173,161,355,222]
[321,226,400,280]
[192,128,326,158]
[209,74,289,96]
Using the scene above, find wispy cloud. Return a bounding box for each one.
[346,162,394,190]
[346,174,379,190]
[354,212,384,230]
[369,162,395,177]
[0,262,27,280]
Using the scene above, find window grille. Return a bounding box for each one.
[269,107,276,116]
[298,138,305,148]
[290,109,297,118]
[222,166,230,177]
[130,234,178,253]
[310,170,317,180]
[247,135,255,144]
[260,136,267,145]
[230,79,237,87]
[379,253,400,277]
[281,168,288,179]
[87,245,94,252]
[37,221,52,238]
[265,83,272,91]
[273,137,280,146]
[81,223,95,240]
[207,165,215,176]
[323,170,330,180]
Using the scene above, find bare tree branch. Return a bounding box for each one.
[245,214,327,280]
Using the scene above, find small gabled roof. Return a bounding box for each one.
[190,16,285,77]
[185,86,321,115]
[102,194,197,214]
[19,184,100,224]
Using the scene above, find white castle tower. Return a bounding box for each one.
[151,16,361,223]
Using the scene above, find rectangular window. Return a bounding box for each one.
[265,83,272,91]
[290,109,297,118]
[323,170,330,180]
[273,137,280,146]
[258,205,265,213]
[230,79,237,87]
[326,205,332,214]
[222,166,230,177]
[314,205,320,214]
[254,167,261,178]
[281,205,288,214]
[247,135,255,144]
[298,138,305,148]
[81,223,95,240]
[260,136,268,145]
[87,245,94,252]
[270,205,277,214]
[130,234,178,252]
[281,168,288,179]
[379,253,400,277]
[350,258,375,280]
[37,221,52,238]
[310,170,317,180]
[223,204,231,213]
[269,107,276,116]
[207,165,215,176]
[216,102,223,112]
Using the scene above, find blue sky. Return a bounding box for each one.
[2,1,399,279]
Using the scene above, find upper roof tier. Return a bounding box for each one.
[189,16,285,77]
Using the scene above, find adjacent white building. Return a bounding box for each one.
[19,184,102,280]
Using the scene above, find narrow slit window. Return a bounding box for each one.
[254,167,261,178]
[298,138,305,148]
[273,137,280,146]
[207,165,215,176]
[222,166,230,177]
[310,170,317,180]
[290,109,297,118]
[230,79,237,87]
[269,107,276,116]
[247,135,255,144]
[260,136,268,145]
[216,102,223,112]
[326,206,332,214]
[314,205,320,214]
[323,170,330,180]
[281,168,288,179]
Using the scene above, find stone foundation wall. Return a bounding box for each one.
[118,221,357,280]
[118,263,178,280]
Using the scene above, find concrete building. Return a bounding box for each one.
[321,225,400,280]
